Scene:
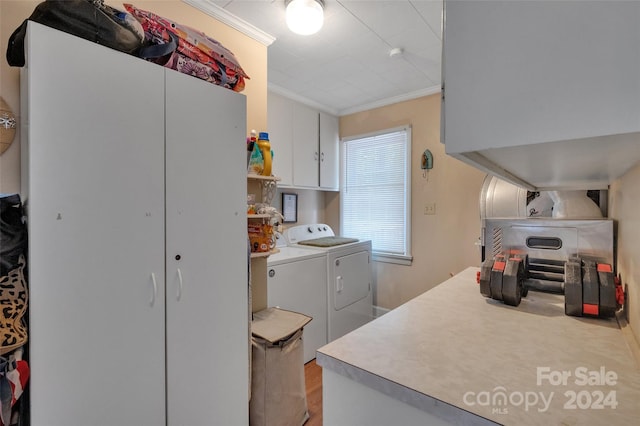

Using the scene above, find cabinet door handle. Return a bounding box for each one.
[314,151,319,161]
[321,152,325,162]
[150,272,158,307]
[176,268,183,301]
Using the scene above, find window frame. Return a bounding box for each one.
[340,125,412,265]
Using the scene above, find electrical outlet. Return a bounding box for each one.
[424,203,436,215]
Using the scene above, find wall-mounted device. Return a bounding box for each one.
[421,149,433,178]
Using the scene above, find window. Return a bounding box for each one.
[341,126,412,265]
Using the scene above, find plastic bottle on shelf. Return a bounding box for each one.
[247,129,263,175]
[247,130,257,153]
[257,132,272,176]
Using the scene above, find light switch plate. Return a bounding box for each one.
[424,203,436,215]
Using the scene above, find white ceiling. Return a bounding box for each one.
[198,0,443,115]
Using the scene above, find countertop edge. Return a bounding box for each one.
[316,351,497,426]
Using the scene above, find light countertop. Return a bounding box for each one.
[317,267,640,425]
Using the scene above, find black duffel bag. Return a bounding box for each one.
[0,194,27,277]
[6,0,160,67]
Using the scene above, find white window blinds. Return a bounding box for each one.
[341,126,411,262]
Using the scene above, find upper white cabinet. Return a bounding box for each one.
[268,92,339,191]
[267,93,294,186]
[319,111,340,190]
[442,0,640,190]
[23,23,248,425]
[292,102,320,187]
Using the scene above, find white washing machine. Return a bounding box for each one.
[266,234,327,363]
[284,224,374,342]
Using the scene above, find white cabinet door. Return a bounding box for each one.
[292,104,320,187]
[267,257,327,363]
[268,92,294,186]
[319,112,339,191]
[165,70,249,425]
[25,23,166,425]
[268,93,339,190]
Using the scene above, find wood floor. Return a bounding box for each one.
[304,359,323,426]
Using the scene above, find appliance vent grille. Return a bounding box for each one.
[491,227,503,259]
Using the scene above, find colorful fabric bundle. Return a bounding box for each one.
[124,4,249,92]
[0,349,29,426]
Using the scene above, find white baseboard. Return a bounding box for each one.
[373,306,390,318]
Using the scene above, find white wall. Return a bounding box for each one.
[272,189,326,229]
[609,162,640,346]
[330,94,486,310]
[0,1,36,194]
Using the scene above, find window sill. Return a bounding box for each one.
[372,253,413,266]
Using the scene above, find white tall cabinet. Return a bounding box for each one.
[21,22,248,425]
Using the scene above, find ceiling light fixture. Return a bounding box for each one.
[389,47,404,58]
[286,0,324,36]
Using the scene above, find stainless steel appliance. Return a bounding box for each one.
[479,175,608,220]
[480,218,622,318]
[482,218,615,294]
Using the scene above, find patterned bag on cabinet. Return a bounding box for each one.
[124,3,250,92]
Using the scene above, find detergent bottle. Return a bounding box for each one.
[257,132,272,176]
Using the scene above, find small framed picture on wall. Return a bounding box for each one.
[282,193,298,223]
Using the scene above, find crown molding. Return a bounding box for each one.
[267,83,442,117]
[269,84,443,117]
[268,84,340,116]
[182,0,276,46]
[338,85,442,116]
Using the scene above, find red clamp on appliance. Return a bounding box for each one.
[615,275,625,307]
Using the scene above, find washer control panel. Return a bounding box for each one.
[285,223,335,244]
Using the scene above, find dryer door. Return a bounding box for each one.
[333,250,371,310]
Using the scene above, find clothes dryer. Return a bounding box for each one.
[284,224,373,342]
